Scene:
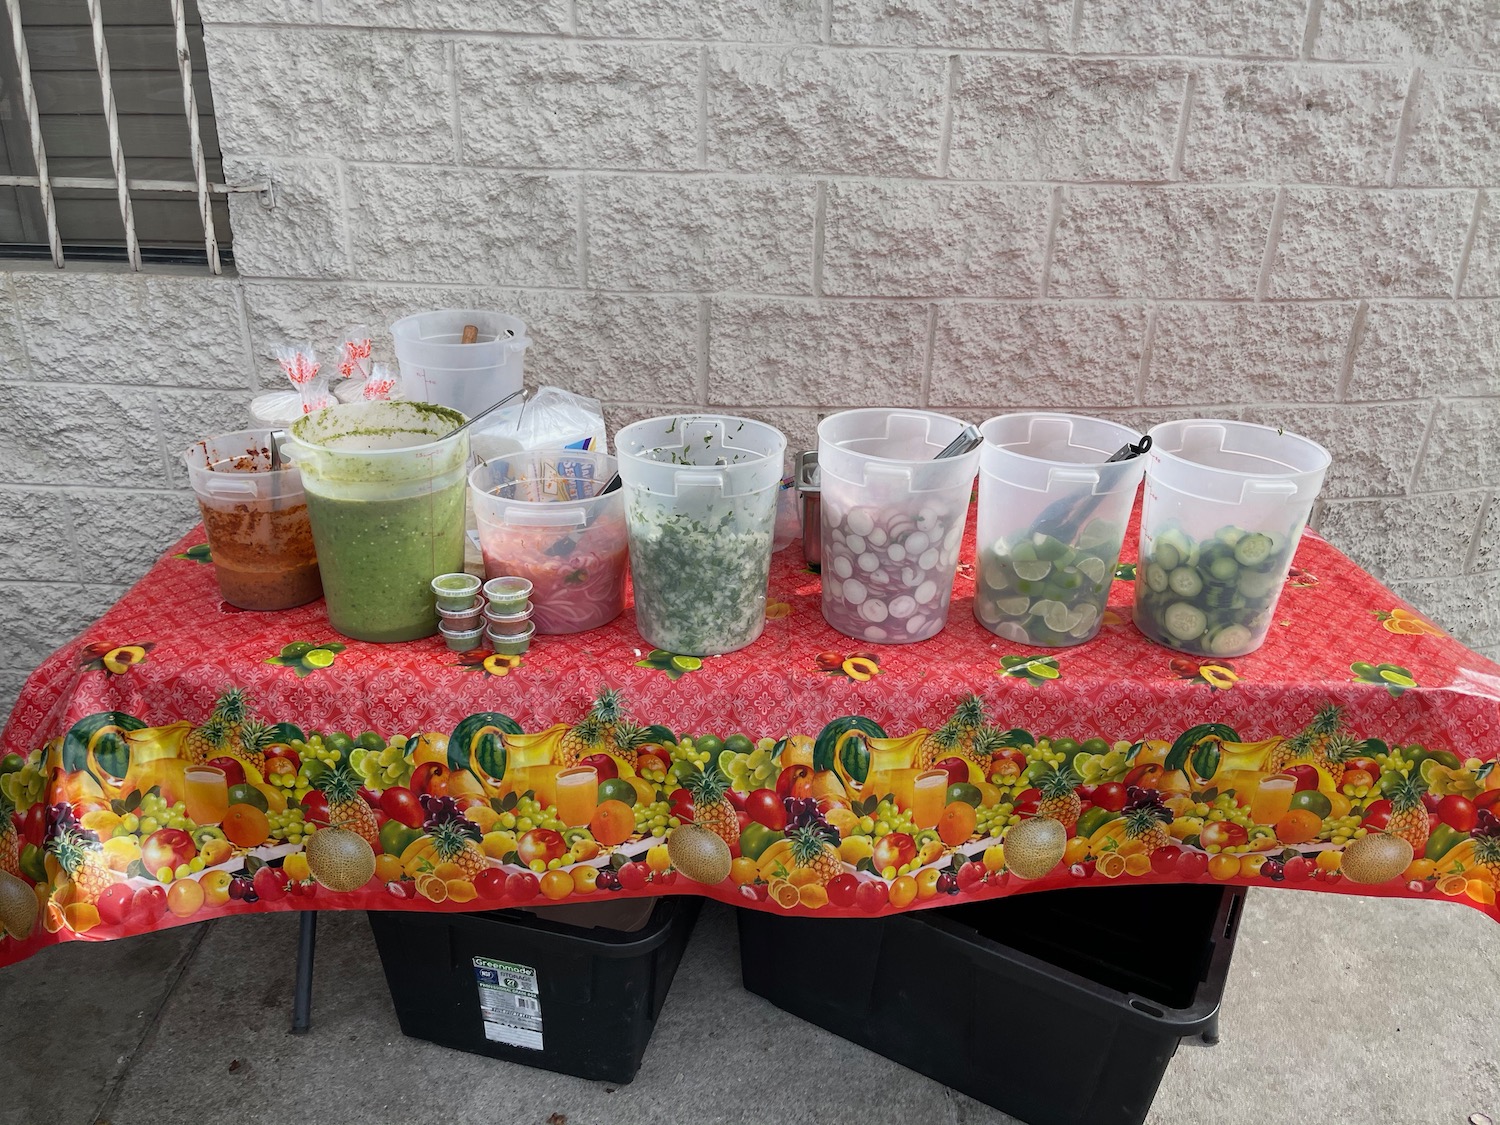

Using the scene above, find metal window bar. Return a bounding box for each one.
[0,0,269,275]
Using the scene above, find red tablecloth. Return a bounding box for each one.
[2,506,1497,965]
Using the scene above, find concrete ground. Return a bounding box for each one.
[1,891,1497,1125]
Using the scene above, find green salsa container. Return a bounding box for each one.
[286,401,469,642]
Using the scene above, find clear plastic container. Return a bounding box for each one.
[391,309,530,419]
[284,401,469,642]
[181,429,323,611]
[817,409,981,643]
[974,414,1146,647]
[614,414,786,655]
[470,450,628,635]
[1134,419,1330,658]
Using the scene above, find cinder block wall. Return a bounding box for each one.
[2,0,1497,720]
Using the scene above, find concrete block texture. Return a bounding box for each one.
[830,0,1072,49]
[707,298,929,407]
[319,0,568,32]
[346,168,580,286]
[221,157,348,280]
[459,42,700,170]
[821,181,1049,297]
[928,302,1147,408]
[1415,397,1500,491]
[1475,496,1499,572]
[1311,0,1500,69]
[1073,0,1308,57]
[1461,191,1500,297]
[10,271,247,389]
[1181,64,1409,184]
[68,490,201,584]
[1346,300,1500,400]
[1402,71,1500,186]
[576,0,824,40]
[0,490,78,577]
[1145,303,1355,405]
[203,27,454,163]
[947,58,1187,182]
[1049,187,1277,298]
[1266,188,1477,298]
[585,176,818,293]
[1317,491,1487,581]
[1237,403,1423,499]
[705,48,949,175]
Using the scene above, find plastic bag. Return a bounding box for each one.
[472,385,608,462]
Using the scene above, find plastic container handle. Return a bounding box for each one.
[500,507,588,529]
[1244,479,1300,498]
[673,471,728,492]
[201,478,262,498]
[1047,468,1101,490]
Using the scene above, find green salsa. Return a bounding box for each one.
[305,484,466,642]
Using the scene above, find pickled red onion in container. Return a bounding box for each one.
[469,449,628,634]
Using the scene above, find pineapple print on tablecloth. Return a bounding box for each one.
[1386,776,1431,853]
[421,795,486,880]
[0,795,19,878]
[1473,811,1500,883]
[686,763,740,849]
[314,763,380,847]
[1036,766,1083,835]
[1122,788,1172,856]
[784,799,842,886]
[45,805,114,903]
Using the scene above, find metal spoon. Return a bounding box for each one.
[445,387,528,440]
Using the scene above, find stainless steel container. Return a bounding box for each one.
[797,449,821,572]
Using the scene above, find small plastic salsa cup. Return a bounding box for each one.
[487,621,535,655]
[436,597,485,630]
[484,604,534,636]
[440,624,486,652]
[483,576,533,614]
[432,573,481,611]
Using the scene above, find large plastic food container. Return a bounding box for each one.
[1134,419,1330,658]
[181,429,323,611]
[470,449,629,634]
[284,401,468,643]
[368,896,700,1084]
[739,884,1242,1125]
[974,414,1145,647]
[614,414,786,655]
[391,309,530,419]
[817,409,981,643]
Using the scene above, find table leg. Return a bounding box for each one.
[1200,1010,1221,1046]
[291,910,317,1034]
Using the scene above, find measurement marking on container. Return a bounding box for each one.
[473,957,543,1051]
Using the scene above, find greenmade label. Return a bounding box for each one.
[472,957,542,1051]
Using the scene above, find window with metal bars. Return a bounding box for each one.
[0,0,257,274]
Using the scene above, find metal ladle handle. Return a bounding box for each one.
[446,387,528,440]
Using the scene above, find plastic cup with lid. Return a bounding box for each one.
[282,401,469,642]
[471,449,628,634]
[974,413,1146,647]
[614,414,786,656]
[1134,419,1330,658]
[816,409,981,644]
[181,429,323,612]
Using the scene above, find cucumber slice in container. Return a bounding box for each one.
[1168,567,1204,597]
[1206,555,1240,584]
[1153,542,1182,572]
[1145,564,1171,593]
[1162,602,1208,642]
[1234,533,1275,567]
[1208,624,1254,655]
[1237,568,1280,600]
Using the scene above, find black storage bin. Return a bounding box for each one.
[738,884,1242,1125]
[369,895,701,1084]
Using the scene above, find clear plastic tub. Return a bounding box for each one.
[614,414,786,655]
[470,450,628,635]
[181,430,323,611]
[974,414,1146,647]
[391,309,530,419]
[284,401,469,643]
[1134,419,1330,658]
[817,409,981,643]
